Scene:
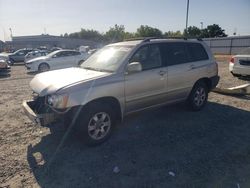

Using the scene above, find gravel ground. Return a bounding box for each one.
[0,61,249,188]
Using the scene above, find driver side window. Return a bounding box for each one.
[130,44,162,71]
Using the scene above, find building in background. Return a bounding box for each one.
[0,40,5,52]
[203,35,250,55]
[4,34,100,51]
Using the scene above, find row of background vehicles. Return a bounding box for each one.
[0,37,248,145]
[0,44,249,78]
[0,46,95,74]
[229,47,250,80]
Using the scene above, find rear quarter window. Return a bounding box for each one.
[187,43,209,62]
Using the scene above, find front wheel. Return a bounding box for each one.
[9,58,14,66]
[187,81,208,111]
[38,63,50,72]
[76,104,116,146]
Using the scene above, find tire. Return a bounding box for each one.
[76,103,116,146]
[78,60,85,66]
[38,63,50,72]
[187,81,208,111]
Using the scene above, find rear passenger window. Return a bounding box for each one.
[187,43,209,61]
[130,44,162,70]
[71,51,81,56]
[163,43,189,66]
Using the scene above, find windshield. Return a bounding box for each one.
[14,49,23,54]
[81,45,133,72]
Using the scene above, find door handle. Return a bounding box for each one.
[158,70,166,76]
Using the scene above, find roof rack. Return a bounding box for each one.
[124,37,163,42]
[124,37,202,42]
[124,37,146,41]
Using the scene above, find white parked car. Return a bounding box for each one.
[229,47,250,79]
[25,50,89,72]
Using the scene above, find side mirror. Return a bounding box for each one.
[127,62,142,74]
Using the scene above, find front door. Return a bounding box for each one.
[125,44,167,113]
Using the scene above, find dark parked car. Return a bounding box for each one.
[8,49,34,65]
[0,59,11,76]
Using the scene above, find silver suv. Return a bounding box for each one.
[23,38,219,145]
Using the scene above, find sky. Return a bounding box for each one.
[0,0,250,41]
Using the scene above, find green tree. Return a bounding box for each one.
[68,29,103,41]
[124,32,135,40]
[201,24,227,38]
[164,30,183,38]
[78,28,103,41]
[104,24,126,42]
[184,26,201,38]
[69,32,80,38]
[136,25,163,37]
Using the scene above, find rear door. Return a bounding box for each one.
[164,42,210,102]
[124,44,168,113]
[70,51,82,66]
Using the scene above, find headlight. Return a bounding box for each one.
[0,60,7,68]
[47,94,69,109]
[0,56,8,61]
[26,60,34,64]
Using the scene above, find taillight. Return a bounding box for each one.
[230,57,235,64]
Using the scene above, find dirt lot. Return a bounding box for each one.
[0,61,250,188]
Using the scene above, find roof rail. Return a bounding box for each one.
[161,37,203,41]
[124,37,202,42]
[142,37,161,42]
[124,37,146,41]
[164,37,188,40]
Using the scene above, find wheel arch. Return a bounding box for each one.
[84,96,123,123]
[194,77,212,91]
[38,62,50,71]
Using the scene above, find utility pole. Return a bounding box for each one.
[185,0,190,31]
[9,28,13,39]
[200,22,203,30]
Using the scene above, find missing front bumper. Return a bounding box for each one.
[22,100,59,126]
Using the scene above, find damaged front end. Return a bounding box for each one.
[22,95,61,126]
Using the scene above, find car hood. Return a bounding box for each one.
[0,53,11,56]
[0,53,12,60]
[30,67,111,96]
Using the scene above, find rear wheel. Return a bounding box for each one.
[187,81,208,111]
[76,103,116,146]
[38,63,50,72]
